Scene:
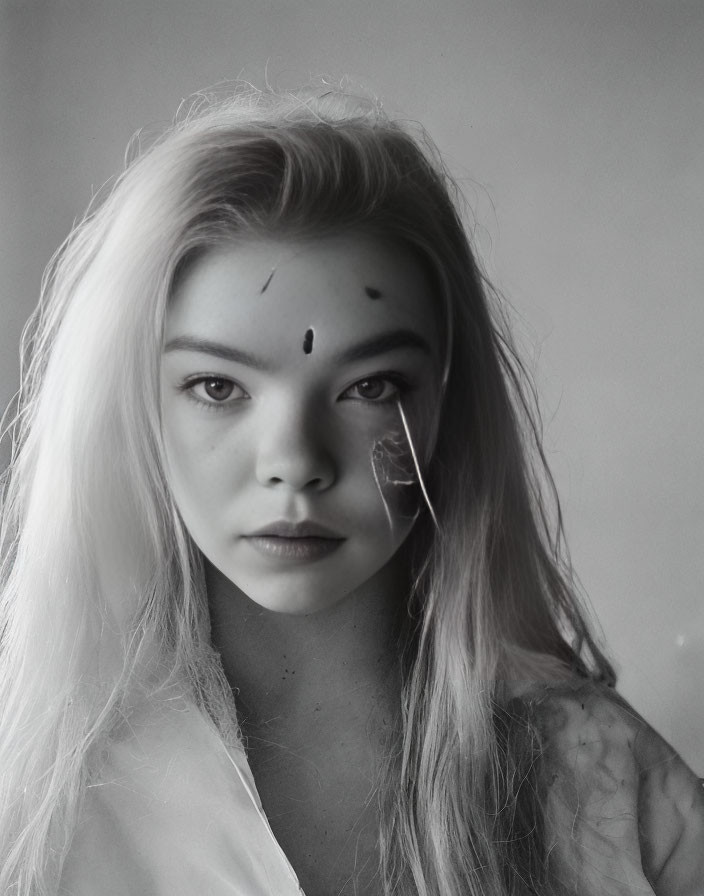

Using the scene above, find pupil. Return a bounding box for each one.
[204,378,233,400]
[359,379,384,399]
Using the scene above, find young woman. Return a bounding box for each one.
[1,85,702,896]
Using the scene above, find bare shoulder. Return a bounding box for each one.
[526,680,704,895]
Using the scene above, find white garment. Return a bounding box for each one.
[59,689,704,895]
[59,697,304,896]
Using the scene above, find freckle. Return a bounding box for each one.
[365,286,383,299]
[302,327,314,355]
[260,269,276,294]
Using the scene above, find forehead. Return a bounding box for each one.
[165,233,440,357]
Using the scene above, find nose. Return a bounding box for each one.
[254,402,336,493]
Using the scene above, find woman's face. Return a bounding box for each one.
[160,232,441,614]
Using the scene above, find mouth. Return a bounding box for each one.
[242,521,345,562]
[246,520,344,539]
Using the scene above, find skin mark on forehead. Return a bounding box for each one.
[302,328,314,355]
[260,269,276,294]
[261,264,380,300]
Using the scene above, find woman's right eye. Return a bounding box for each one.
[180,376,249,407]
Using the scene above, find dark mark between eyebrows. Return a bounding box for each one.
[302,328,314,355]
[260,269,276,294]
[365,286,383,300]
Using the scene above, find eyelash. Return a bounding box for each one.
[177,371,413,411]
[177,376,247,412]
[342,372,412,405]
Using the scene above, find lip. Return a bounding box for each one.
[243,535,344,562]
[242,520,345,563]
[245,520,344,539]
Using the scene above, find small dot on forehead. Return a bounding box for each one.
[364,286,383,300]
[260,269,276,294]
[302,328,314,355]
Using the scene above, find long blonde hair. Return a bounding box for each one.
[0,83,614,895]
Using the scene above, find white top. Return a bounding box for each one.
[59,689,704,895]
[59,696,304,896]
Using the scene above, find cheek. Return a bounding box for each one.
[343,398,436,528]
[161,407,238,518]
[371,428,414,485]
[369,424,420,523]
[366,391,440,527]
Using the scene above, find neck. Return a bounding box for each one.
[206,557,407,734]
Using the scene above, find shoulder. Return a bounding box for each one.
[634,714,704,895]
[524,680,704,895]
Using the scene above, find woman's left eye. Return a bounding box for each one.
[341,375,407,404]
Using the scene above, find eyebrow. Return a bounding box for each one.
[163,336,269,370]
[163,328,432,370]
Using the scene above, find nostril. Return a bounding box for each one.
[257,444,335,492]
[266,474,324,489]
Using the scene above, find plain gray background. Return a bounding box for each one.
[1,0,702,770]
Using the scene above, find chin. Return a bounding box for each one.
[244,586,347,616]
